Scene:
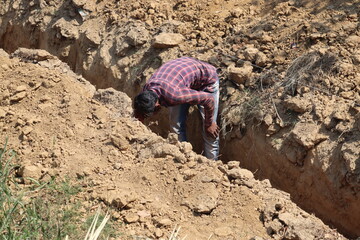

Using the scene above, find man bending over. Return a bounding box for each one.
[133,57,220,160]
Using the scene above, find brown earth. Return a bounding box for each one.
[0,0,360,239]
[0,48,346,240]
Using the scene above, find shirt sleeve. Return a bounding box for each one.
[161,83,215,128]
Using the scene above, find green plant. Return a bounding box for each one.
[0,139,119,240]
[0,138,20,239]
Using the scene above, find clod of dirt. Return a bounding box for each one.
[153,32,184,48]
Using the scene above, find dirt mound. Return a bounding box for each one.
[0,50,345,239]
[0,0,360,238]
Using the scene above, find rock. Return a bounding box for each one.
[153,143,187,163]
[14,85,26,94]
[12,48,55,62]
[10,91,27,102]
[22,126,33,135]
[111,133,130,151]
[260,34,273,43]
[16,118,25,126]
[284,97,311,113]
[113,162,121,170]
[180,141,193,154]
[263,114,273,126]
[351,54,360,65]
[214,226,232,236]
[244,47,259,62]
[123,212,140,223]
[84,29,101,45]
[137,210,151,218]
[153,33,184,48]
[0,64,10,71]
[290,122,327,149]
[155,228,163,238]
[227,161,240,169]
[182,169,197,180]
[0,108,6,118]
[126,27,150,47]
[273,51,286,64]
[227,168,256,188]
[83,168,92,176]
[226,86,236,95]
[167,133,178,144]
[52,18,79,40]
[40,95,51,102]
[277,212,308,239]
[255,51,268,67]
[75,170,86,179]
[112,193,138,208]
[99,189,138,209]
[186,160,197,168]
[338,62,354,75]
[71,0,86,7]
[196,155,209,163]
[154,218,172,227]
[115,39,131,57]
[261,179,272,188]
[228,63,253,85]
[341,141,360,174]
[230,8,244,17]
[345,35,360,46]
[183,183,219,214]
[18,165,42,184]
[265,218,283,235]
[310,32,324,40]
[227,168,254,180]
[191,194,218,213]
[93,88,133,117]
[339,91,354,99]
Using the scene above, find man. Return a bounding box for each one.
[133,57,220,160]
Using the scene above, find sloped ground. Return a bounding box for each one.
[0,48,346,240]
[0,0,360,238]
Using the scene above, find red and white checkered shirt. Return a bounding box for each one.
[143,57,218,128]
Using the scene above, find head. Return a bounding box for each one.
[133,91,160,121]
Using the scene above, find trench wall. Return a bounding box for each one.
[223,125,360,237]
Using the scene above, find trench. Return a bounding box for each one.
[0,13,359,238]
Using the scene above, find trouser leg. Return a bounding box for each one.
[199,79,220,160]
[169,103,190,142]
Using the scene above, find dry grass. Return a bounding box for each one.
[220,50,340,131]
[61,207,110,240]
[221,89,263,136]
[282,51,338,95]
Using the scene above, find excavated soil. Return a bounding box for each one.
[0,48,346,240]
[0,0,360,239]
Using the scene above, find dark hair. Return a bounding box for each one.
[133,91,158,118]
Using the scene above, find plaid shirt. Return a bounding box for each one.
[143,57,218,128]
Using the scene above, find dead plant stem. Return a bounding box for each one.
[271,96,283,125]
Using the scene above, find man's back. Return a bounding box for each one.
[147,57,218,91]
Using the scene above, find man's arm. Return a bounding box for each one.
[161,84,216,129]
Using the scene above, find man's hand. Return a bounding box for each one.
[206,122,220,139]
